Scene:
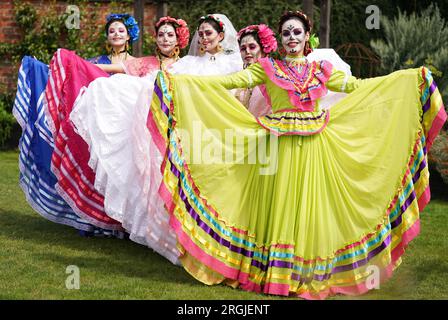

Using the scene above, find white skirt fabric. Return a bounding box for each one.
[70,72,181,265]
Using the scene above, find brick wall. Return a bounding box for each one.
[0,0,157,93]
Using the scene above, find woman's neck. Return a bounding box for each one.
[158,52,179,70]
[109,46,128,63]
[111,45,127,56]
[161,56,176,64]
[285,52,305,59]
[284,53,306,63]
[206,48,221,55]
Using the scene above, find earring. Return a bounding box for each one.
[199,45,206,55]
[217,44,223,53]
[125,41,129,52]
[170,46,180,59]
[105,41,112,54]
[304,41,311,55]
[279,47,287,56]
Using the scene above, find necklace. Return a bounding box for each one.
[158,55,179,71]
[277,57,315,94]
[108,50,128,63]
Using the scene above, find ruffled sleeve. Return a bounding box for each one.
[258,57,333,112]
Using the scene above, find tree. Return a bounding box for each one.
[370,4,448,98]
[319,0,331,47]
[302,0,314,20]
[133,0,144,57]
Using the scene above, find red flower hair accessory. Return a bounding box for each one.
[237,24,278,54]
[155,16,190,49]
[199,14,225,32]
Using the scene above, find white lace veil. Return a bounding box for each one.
[187,14,240,56]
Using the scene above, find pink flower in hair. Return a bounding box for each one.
[257,24,277,54]
[176,23,190,49]
[238,24,277,54]
[156,16,190,49]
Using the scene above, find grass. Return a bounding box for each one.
[1,150,447,300]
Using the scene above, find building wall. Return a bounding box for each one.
[0,0,157,93]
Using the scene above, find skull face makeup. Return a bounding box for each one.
[198,22,224,54]
[107,21,130,49]
[280,18,309,56]
[156,24,178,56]
[239,34,264,66]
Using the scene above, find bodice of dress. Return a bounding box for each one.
[206,58,368,110]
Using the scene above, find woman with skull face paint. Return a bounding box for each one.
[234,24,276,117]
[88,13,138,66]
[11,13,140,238]
[148,10,446,298]
[168,14,243,75]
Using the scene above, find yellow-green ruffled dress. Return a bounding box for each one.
[147,55,446,299]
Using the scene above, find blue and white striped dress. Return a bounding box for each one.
[13,55,123,237]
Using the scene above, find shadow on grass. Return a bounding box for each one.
[0,208,198,286]
[413,257,448,283]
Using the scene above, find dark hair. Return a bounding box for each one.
[155,21,177,34]
[278,11,312,34]
[198,17,224,33]
[238,30,261,47]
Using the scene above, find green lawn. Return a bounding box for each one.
[1,150,447,300]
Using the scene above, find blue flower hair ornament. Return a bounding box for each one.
[106,13,140,43]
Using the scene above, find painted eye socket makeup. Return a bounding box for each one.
[198,30,214,38]
[240,44,258,51]
[158,32,175,37]
[282,28,303,38]
[109,28,126,35]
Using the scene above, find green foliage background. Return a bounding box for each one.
[370,4,448,97]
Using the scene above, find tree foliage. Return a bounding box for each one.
[429,130,448,185]
[370,4,448,97]
[0,93,15,149]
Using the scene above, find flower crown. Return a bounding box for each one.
[198,14,225,32]
[155,16,190,49]
[237,24,278,54]
[106,13,140,43]
[278,10,313,33]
